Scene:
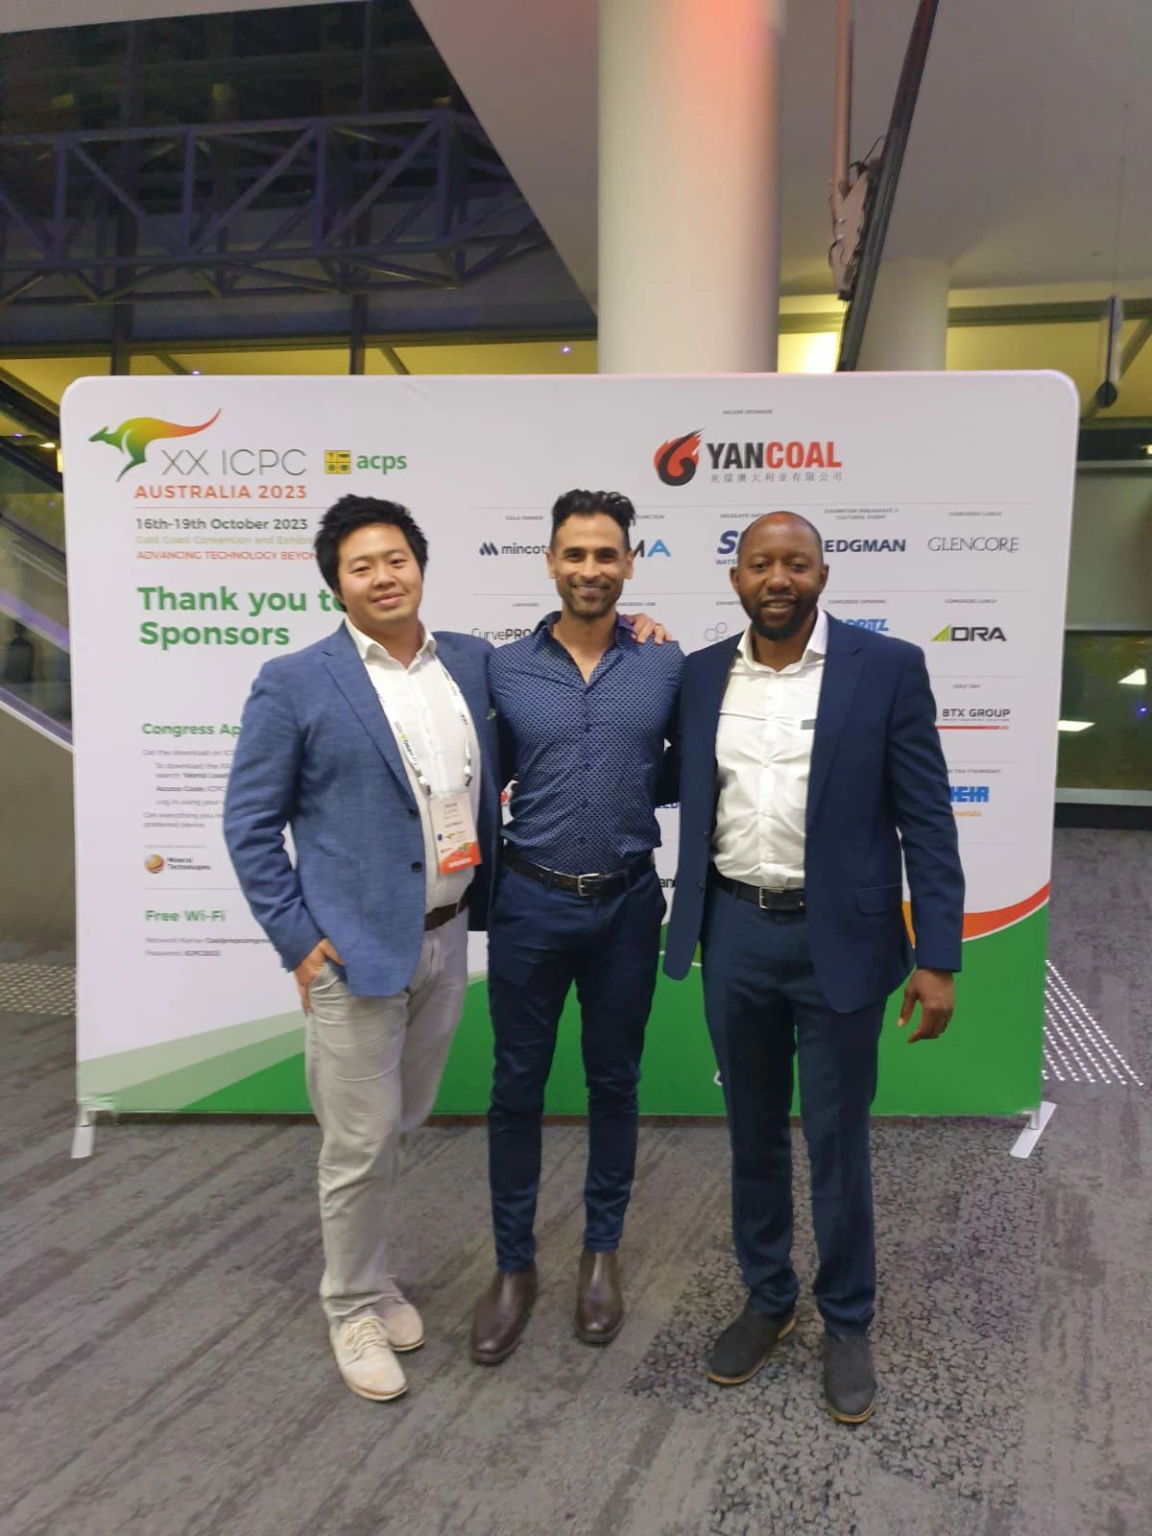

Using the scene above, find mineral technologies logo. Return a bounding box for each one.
[90,409,222,481]
[654,430,702,487]
[656,429,842,486]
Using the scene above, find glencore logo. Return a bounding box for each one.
[90,410,221,481]
[655,429,842,486]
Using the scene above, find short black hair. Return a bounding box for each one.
[550,488,636,552]
[736,511,824,564]
[314,495,429,592]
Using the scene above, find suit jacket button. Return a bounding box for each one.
[697,880,704,890]
[411,861,423,872]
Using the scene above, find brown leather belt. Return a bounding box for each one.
[425,893,469,931]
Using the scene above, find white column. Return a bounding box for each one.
[598,0,784,375]
[855,257,950,372]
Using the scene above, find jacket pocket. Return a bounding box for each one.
[855,884,902,914]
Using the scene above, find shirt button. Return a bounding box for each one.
[411,861,423,872]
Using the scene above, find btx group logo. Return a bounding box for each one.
[655,430,842,487]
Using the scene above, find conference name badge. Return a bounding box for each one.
[431,791,482,874]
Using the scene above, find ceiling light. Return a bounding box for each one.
[40,440,56,449]
[191,369,201,376]
[560,345,572,355]
[1058,720,1094,732]
[1119,668,1147,686]
[1143,444,1152,455]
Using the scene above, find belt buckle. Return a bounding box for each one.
[757,886,773,911]
[576,871,603,897]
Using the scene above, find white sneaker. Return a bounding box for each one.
[329,1314,408,1401]
[380,1286,425,1352]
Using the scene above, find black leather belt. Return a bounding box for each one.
[425,892,469,931]
[503,845,654,898]
[709,868,806,912]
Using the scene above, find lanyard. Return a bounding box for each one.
[389,662,474,796]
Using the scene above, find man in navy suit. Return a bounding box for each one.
[664,511,964,1424]
[225,495,500,1403]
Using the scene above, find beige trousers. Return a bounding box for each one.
[304,912,469,1323]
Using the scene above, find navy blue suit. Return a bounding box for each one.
[665,614,963,1332]
[224,624,501,996]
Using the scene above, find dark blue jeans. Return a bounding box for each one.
[486,863,665,1272]
[701,885,885,1335]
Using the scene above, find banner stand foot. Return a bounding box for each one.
[1010,1100,1055,1159]
[71,1106,97,1160]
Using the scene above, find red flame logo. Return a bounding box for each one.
[654,430,701,487]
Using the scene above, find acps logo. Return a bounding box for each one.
[654,430,701,487]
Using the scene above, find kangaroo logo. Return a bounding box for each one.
[89,409,222,481]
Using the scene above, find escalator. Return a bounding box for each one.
[0,423,74,947]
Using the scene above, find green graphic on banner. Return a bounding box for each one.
[85,910,1046,1119]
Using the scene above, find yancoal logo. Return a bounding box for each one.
[90,409,221,481]
[656,430,842,487]
[932,625,1006,642]
[654,431,701,487]
[842,617,890,631]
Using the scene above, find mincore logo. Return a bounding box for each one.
[90,410,222,481]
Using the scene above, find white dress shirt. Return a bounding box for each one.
[712,608,828,890]
[346,618,481,913]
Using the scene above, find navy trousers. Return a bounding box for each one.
[701,885,885,1335]
[486,863,665,1272]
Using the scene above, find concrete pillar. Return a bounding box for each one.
[856,256,950,371]
[598,0,784,374]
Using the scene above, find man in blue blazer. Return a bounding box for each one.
[664,511,963,1424]
[224,495,500,1403]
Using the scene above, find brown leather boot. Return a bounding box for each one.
[470,1266,538,1365]
[575,1249,624,1345]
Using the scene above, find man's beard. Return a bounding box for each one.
[747,596,814,642]
[564,583,617,619]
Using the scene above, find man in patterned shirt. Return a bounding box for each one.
[470,489,683,1365]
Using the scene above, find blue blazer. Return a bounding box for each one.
[663,614,965,1013]
[224,624,500,997]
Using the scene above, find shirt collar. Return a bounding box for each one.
[345,615,436,666]
[738,606,828,668]
[535,611,633,649]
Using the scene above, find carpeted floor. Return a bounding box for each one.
[0,829,1148,1536]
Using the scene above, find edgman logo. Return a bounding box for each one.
[932,625,1006,642]
[90,410,221,481]
[655,429,842,486]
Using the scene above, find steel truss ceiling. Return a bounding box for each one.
[0,109,547,306]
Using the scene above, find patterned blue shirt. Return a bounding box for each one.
[488,613,684,873]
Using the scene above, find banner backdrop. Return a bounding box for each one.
[63,373,1076,1118]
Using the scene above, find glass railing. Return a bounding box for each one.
[1057,629,1151,804]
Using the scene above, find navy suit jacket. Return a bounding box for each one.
[224,624,500,997]
[663,614,964,1013]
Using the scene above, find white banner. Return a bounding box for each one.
[62,373,1076,1114]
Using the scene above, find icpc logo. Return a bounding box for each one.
[654,430,701,487]
[90,410,222,481]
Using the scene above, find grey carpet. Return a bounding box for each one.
[0,828,1148,1536]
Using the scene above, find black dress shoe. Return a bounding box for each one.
[823,1333,877,1423]
[707,1300,796,1385]
[575,1249,624,1345]
[470,1266,537,1365]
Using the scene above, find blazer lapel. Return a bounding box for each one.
[806,614,865,827]
[698,634,742,800]
[322,624,414,801]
